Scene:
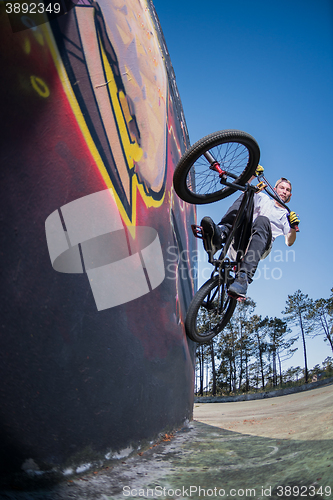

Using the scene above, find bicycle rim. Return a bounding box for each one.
[185,275,236,343]
[173,130,260,204]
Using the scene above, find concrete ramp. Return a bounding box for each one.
[3,384,332,498]
[0,0,196,485]
[194,383,333,441]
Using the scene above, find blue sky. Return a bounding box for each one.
[153,0,333,371]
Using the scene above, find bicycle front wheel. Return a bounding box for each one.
[185,275,237,343]
[173,130,260,204]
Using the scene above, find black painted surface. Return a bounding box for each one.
[0,1,196,484]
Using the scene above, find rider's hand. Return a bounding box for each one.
[288,211,300,229]
[255,165,264,177]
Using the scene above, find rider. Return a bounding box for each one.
[200,166,300,299]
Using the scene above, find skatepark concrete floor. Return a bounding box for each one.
[1,384,333,500]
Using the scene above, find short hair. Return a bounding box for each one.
[275,177,292,191]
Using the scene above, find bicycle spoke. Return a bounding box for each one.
[196,281,231,337]
[186,141,250,197]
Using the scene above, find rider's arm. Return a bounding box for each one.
[285,212,299,246]
[250,165,264,184]
[285,228,297,246]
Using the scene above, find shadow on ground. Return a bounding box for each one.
[1,418,332,500]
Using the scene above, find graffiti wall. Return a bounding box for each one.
[0,0,196,484]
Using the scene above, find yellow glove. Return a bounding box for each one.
[288,211,300,229]
[255,165,264,177]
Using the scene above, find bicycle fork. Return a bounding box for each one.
[204,151,226,177]
[204,150,249,190]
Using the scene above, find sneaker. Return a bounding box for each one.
[200,217,228,257]
[228,271,248,299]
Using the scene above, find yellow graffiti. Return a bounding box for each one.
[23,38,31,54]
[99,40,143,167]
[40,24,134,227]
[21,17,45,45]
[40,6,166,228]
[33,29,44,46]
[30,76,50,98]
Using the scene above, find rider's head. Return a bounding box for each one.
[274,177,292,203]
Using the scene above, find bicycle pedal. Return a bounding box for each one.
[228,291,247,302]
[191,224,204,239]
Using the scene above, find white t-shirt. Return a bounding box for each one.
[253,192,290,242]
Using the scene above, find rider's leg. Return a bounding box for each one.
[218,194,244,234]
[228,216,272,298]
[241,215,272,280]
[201,194,244,257]
[200,217,228,257]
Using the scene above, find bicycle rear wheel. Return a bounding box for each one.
[173,130,260,204]
[185,274,237,343]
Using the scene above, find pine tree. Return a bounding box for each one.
[248,315,268,389]
[210,340,217,395]
[217,323,238,393]
[267,317,297,386]
[235,299,256,391]
[306,295,333,355]
[283,290,312,383]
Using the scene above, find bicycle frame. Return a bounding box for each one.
[179,130,299,342]
[191,169,297,280]
[212,184,255,285]
[208,156,298,220]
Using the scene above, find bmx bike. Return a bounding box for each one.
[173,129,297,343]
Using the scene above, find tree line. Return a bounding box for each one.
[195,288,333,396]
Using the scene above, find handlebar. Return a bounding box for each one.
[259,175,299,232]
[207,150,299,233]
[219,172,299,233]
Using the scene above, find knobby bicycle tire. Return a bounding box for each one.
[185,275,237,343]
[173,130,260,204]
